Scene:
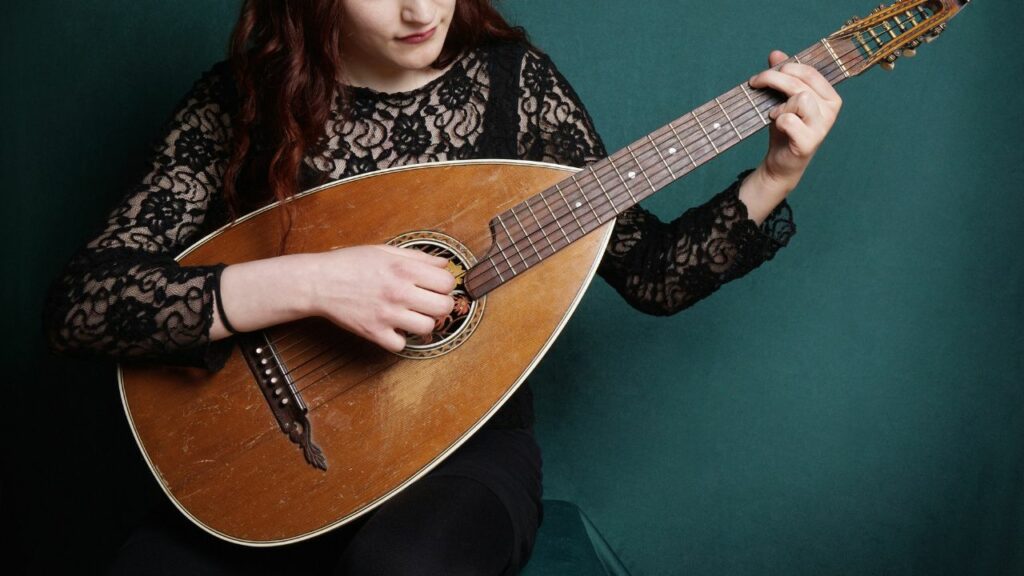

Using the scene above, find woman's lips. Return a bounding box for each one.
[397,27,436,44]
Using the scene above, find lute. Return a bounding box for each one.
[119,0,972,546]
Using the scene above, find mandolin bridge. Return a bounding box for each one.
[238,332,327,471]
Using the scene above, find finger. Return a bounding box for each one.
[412,265,457,294]
[394,310,437,337]
[768,50,789,68]
[379,245,449,267]
[778,62,842,106]
[769,91,823,128]
[378,330,407,354]
[406,288,455,318]
[749,69,814,98]
[774,113,818,155]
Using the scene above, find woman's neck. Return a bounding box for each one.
[342,52,455,94]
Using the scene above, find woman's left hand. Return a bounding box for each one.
[740,50,843,222]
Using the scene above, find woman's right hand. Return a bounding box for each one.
[308,245,456,352]
[214,245,456,353]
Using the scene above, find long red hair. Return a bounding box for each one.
[223,0,529,218]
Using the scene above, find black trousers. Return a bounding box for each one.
[107,427,543,576]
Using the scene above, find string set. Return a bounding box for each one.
[260,12,933,396]
[469,9,934,295]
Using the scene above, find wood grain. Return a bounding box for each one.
[119,161,614,545]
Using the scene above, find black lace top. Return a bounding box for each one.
[44,41,794,427]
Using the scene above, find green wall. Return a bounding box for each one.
[5,1,1021,574]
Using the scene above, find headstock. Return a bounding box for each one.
[828,0,972,74]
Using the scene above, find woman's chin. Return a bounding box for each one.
[394,33,447,64]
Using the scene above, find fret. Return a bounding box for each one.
[811,44,842,83]
[647,134,676,179]
[793,53,803,64]
[574,179,603,222]
[509,205,542,261]
[667,121,697,167]
[626,144,657,194]
[487,258,506,283]
[715,96,743,139]
[593,162,633,208]
[553,183,586,236]
[820,38,850,78]
[691,110,720,154]
[606,155,638,202]
[523,196,556,254]
[538,190,571,244]
[495,215,525,273]
[485,243,508,282]
[740,84,769,126]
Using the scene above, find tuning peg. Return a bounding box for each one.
[903,39,921,57]
[924,23,948,43]
[880,54,898,71]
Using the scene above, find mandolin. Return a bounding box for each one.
[119,0,972,546]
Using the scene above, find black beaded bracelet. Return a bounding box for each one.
[213,265,241,335]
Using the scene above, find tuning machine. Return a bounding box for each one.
[880,54,898,71]
[903,39,922,57]
[924,23,948,43]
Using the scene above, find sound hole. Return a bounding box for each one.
[388,231,485,358]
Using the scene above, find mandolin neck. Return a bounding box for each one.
[464,1,964,299]
[464,38,852,298]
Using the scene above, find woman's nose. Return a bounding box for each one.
[401,0,436,26]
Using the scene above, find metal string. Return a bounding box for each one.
[468,46,845,295]
[469,12,931,293]
[272,16,933,388]
[276,48,837,392]
[274,44,848,385]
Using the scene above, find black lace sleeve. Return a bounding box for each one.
[43,65,235,369]
[598,176,795,315]
[515,48,796,315]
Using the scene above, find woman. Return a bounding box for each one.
[45,0,840,574]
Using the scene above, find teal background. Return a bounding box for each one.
[4,1,1021,574]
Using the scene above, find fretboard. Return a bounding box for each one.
[465,33,871,298]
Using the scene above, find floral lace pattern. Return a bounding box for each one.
[310,48,492,178]
[599,175,795,315]
[44,40,795,369]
